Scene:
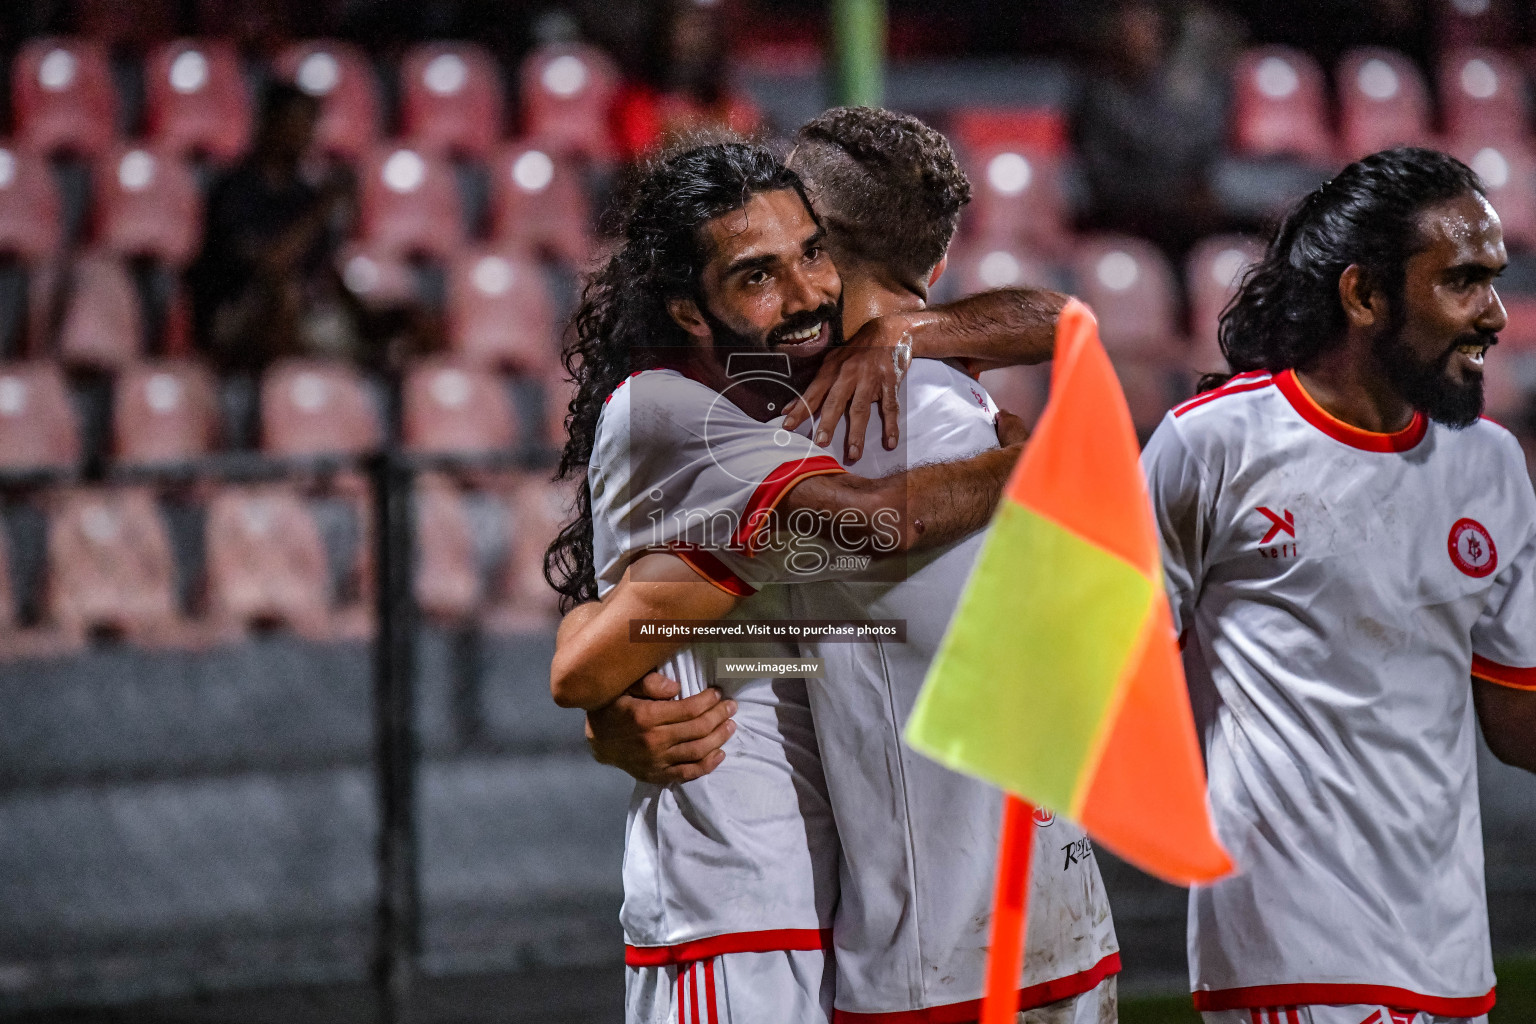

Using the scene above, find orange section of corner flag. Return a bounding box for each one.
[905,298,1231,884]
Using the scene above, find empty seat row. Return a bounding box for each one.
[0,472,570,659]
[12,37,619,164]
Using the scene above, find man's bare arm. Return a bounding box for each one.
[1473,677,1536,774]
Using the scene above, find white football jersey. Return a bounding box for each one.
[790,359,1121,1018]
[1143,368,1536,1018]
[590,368,844,963]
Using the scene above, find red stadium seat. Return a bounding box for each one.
[356,146,465,259]
[945,240,1054,298]
[93,146,202,266]
[487,473,574,628]
[402,358,518,455]
[260,358,383,458]
[113,360,220,468]
[949,108,1072,160]
[202,484,334,637]
[414,473,483,622]
[1337,48,1434,160]
[0,146,63,263]
[1451,141,1536,250]
[272,41,382,163]
[12,38,117,159]
[488,142,593,266]
[446,247,558,372]
[1186,234,1264,367]
[43,250,144,371]
[336,241,420,308]
[1439,48,1527,145]
[961,145,1070,252]
[399,43,504,160]
[518,44,620,161]
[43,486,182,645]
[0,362,79,473]
[1230,47,1333,163]
[143,39,252,163]
[1070,235,1180,355]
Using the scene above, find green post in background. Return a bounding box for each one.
[831,0,886,108]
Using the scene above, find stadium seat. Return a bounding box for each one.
[0,362,80,473]
[356,147,466,259]
[402,358,518,455]
[1434,0,1516,49]
[517,44,620,161]
[1440,48,1527,145]
[272,41,382,163]
[336,241,420,309]
[944,241,1055,298]
[42,486,182,645]
[1069,235,1180,354]
[540,370,574,449]
[414,473,483,622]
[143,39,252,163]
[1229,46,1333,164]
[112,360,220,468]
[1451,141,1536,250]
[0,147,63,263]
[399,43,504,160]
[42,250,144,371]
[12,38,117,159]
[488,473,573,628]
[202,484,335,637]
[259,358,383,458]
[961,146,1070,252]
[1187,234,1264,367]
[1479,344,1528,426]
[1337,48,1434,160]
[446,247,558,372]
[488,142,593,266]
[949,108,1072,160]
[93,146,203,266]
[977,363,1049,428]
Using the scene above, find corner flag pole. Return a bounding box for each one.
[981,796,1034,1024]
[831,0,886,107]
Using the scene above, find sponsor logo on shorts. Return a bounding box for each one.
[1448,517,1497,578]
[1061,835,1093,870]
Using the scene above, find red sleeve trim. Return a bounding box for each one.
[1191,982,1495,1016]
[832,952,1121,1022]
[732,455,846,553]
[1472,654,1536,690]
[1274,370,1427,452]
[668,544,756,598]
[1173,371,1274,418]
[625,927,831,966]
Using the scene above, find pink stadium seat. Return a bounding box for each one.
[1186,234,1264,367]
[0,146,63,263]
[961,145,1069,251]
[43,250,144,371]
[540,370,574,448]
[949,108,1072,160]
[43,486,182,645]
[518,44,620,161]
[260,358,382,458]
[1440,48,1528,145]
[336,241,420,308]
[143,39,252,163]
[12,38,117,159]
[356,146,465,259]
[202,484,334,637]
[488,142,593,266]
[977,363,1049,428]
[1229,47,1333,163]
[1337,48,1434,160]
[945,240,1054,298]
[0,362,79,473]
[272,41,382,163]
[1451,141,1536,250]
[414,473,482,622]
[399,43,504,160]
[488,473,574,628]
[113,360,220,468]
[402,358,518,455]
[1070,235,1180,355]
[446,247,558,372]
[1479,344,1527,426]
[93,146,202,266]
[1434,0,1516,49]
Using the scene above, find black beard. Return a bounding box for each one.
[697,296,845,395]
[1372,319,1491,431]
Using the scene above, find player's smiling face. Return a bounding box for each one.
[669,188,844,384]
[1375,191,1508,427]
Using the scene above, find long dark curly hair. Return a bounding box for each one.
[1205,147,1484,392]
[544,139,813,611]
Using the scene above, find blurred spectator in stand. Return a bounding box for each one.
[188,83,360,373]
[610,0,761,163]
[1073,0,1240,261]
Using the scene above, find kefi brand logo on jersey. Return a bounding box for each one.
[1448,517,1498,578]
[1032,807,1055,827]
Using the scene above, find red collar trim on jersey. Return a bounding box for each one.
[1275,369,1428,453]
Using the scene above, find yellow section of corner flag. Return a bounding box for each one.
[904,299,1231,886]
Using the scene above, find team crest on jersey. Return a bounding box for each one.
[1032,807,1055,827]
[1448,517,1498,578]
